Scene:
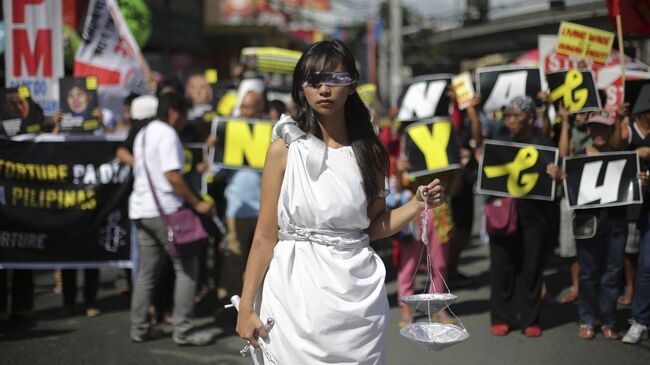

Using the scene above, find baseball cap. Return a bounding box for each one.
[130,95,158,120]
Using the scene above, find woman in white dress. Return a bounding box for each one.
[236,40,443,364]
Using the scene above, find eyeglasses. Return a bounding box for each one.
[301,72,356,88]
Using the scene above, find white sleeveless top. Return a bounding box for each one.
[253,115,388,364]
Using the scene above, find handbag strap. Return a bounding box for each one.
[140,125,170,223]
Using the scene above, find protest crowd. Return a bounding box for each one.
[2,0,650,361]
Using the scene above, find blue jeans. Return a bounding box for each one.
[576,215,627,327]
[633,208,650,326]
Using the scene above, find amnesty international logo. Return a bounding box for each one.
[98,210,127,253]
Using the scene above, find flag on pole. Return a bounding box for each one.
[74,0,152,118]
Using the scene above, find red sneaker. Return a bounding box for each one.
[524,326,542,337]
[491,324,510,336]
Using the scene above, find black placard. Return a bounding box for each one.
[546,69,601,114]
[476,66,542,112]
[397,74,453,122]
[563,151,642,209]
[625,79,650,115]
[59,77,101,133]
[403,118,461,178]
[477,139,559,201]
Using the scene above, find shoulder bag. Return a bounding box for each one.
[141,126,208,258]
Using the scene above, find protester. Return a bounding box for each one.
[236,40,443,363]
[185,72,215,121]
[0,87,47,136]
[554,107,593,304]
[483,96,558,338]
[619,102,650,344]
[268,99,287,122]
[128,92,214,345]
[111,92,140,138]
[448,91,482,285]
[0,270,34,321]
[60,269,100,317]
[217,90,267,303]
[558,113,630,340]
[115,94,159,294]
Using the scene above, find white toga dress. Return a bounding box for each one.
[252,116,388,364]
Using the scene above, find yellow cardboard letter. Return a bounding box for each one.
[484,146,539,196]
[407,122,451,171]
[223,121,273,169]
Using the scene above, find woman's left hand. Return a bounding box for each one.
[546,163,565,182]
[415,179,443,210]
[638,171,648,186]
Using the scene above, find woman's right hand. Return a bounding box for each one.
[236,308,268,348]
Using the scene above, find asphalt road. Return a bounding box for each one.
[2,233,650,364]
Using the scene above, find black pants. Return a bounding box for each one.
[489,221,547,328]
[62,269,99,308]
[0,270,33,312]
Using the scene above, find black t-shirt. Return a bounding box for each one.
[0,102,46,136]
[121,119,150,153]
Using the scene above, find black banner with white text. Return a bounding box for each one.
[476,66,542,113]
[397,74,453,122]
[0,140,132,268]
[477,140,559,201]
[563,152,642,209]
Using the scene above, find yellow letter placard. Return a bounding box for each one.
[214,118,274,170]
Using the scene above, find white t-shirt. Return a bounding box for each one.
[129,120,185,219]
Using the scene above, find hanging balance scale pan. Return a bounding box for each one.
[399,293,458,315]
[400,322,469,352]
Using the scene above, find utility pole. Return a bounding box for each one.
[389,0,402,107]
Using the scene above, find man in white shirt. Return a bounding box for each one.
[129,92,213,346]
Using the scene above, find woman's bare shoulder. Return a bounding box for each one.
[265,138,289,169]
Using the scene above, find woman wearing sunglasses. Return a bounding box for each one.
[235,40,443,364]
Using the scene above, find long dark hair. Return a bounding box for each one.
[291,40,389,201]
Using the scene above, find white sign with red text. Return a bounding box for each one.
[597,68,650,114]
[3,0,64,115]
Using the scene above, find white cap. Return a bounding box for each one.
[131,95,158,120]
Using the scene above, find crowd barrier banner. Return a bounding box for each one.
[0,139,132,269]
[546,69,601,114]
[403,118,461,178]
[476,66,542,113]
[211,117,274,170]
[477,139,559,201]
[563,151,642,209]
[3,0,64,115]
[397,74,453,122]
